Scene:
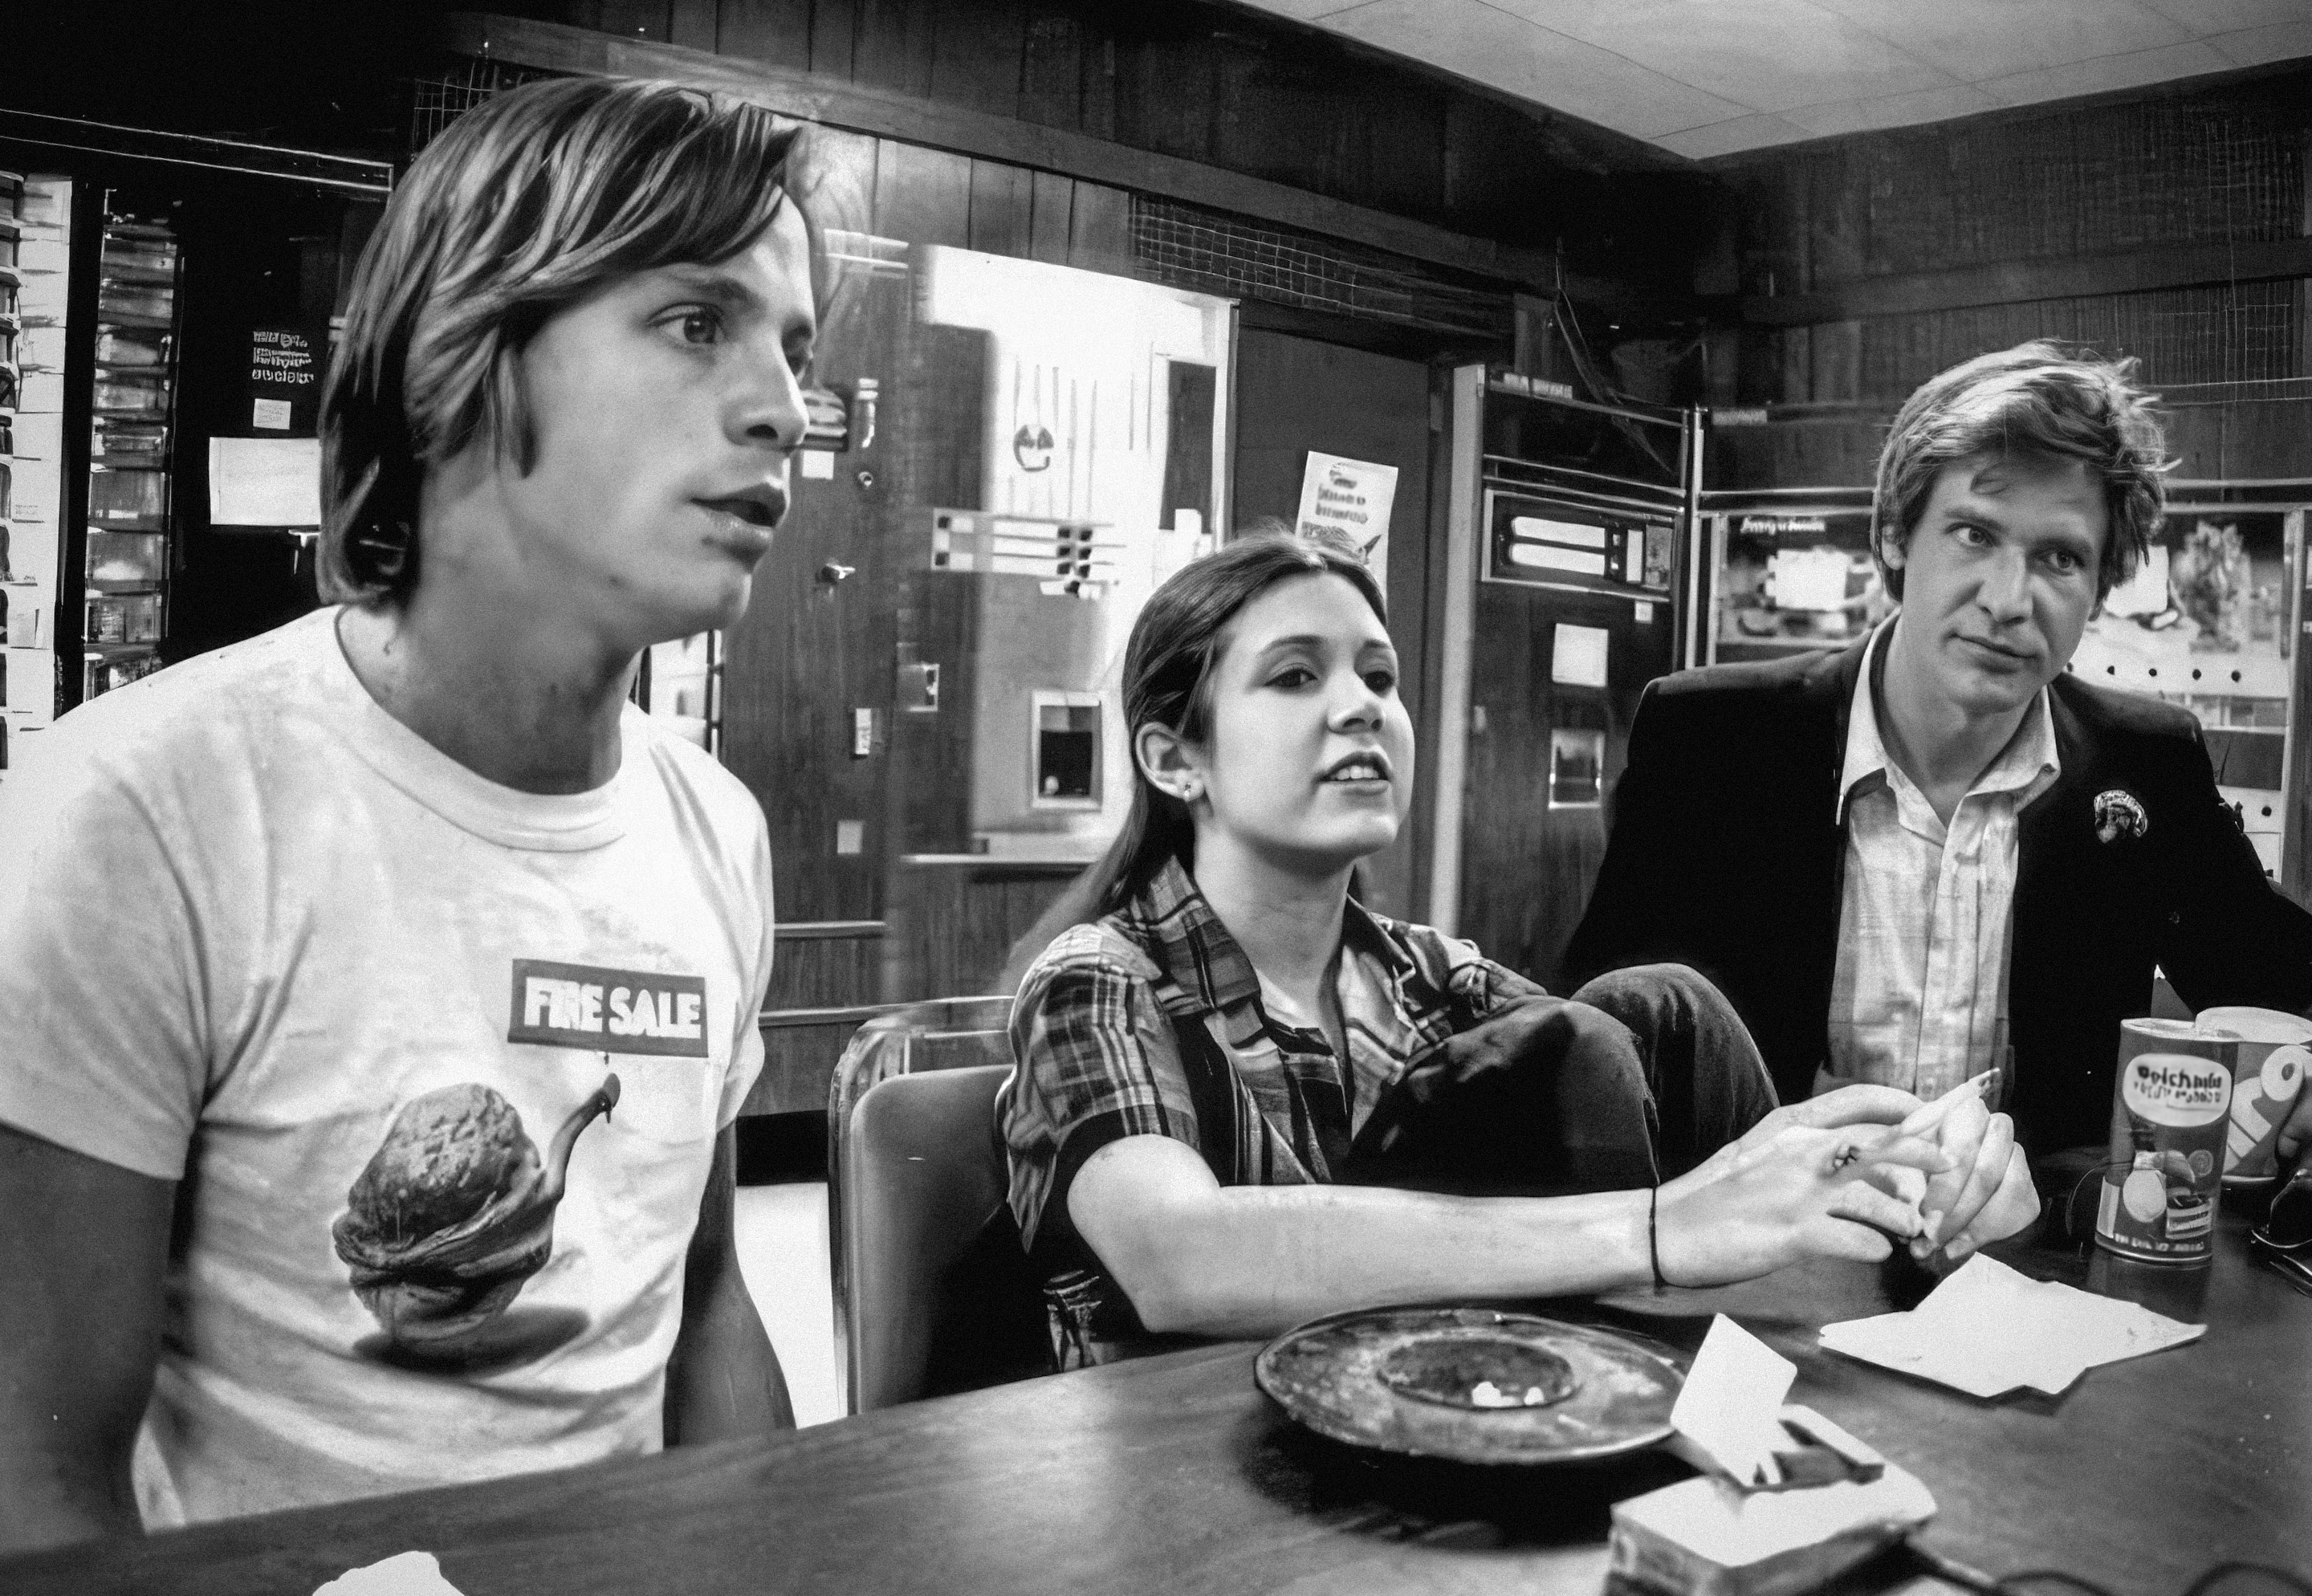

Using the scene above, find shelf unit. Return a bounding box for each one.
[80,205,180,702]
[0,168,16,772]
[1695,487,1883,666]
[0,167,69,777]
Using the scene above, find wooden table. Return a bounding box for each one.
[6,1214,2306,1596]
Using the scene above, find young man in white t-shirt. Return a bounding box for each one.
[0,78,820,1549]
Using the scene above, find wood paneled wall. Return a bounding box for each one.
[765,926,885,1009]
[1710,70,2312,488]
[1715,396,2312,492]
[722,133,894,927]
[743,1018,874,1115]
[883,862,1081,1003]
[1231,328,1438,921]
[526,0,1710,295]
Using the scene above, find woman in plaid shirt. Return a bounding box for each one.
[1000,533,2029,1366]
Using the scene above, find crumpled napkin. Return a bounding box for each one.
[312,1550,467,1596]
[1820,1253,2203,1398]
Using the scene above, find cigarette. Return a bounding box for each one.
[1822,1069,2001,1179]
[1894,1069,1999,1140]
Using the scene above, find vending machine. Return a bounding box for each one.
[0,119,391,786]
[1431,364,1700,987]
[0,170,190,765]
[1696,486,1882,667]
[1695,477,2312,902]
[2072,482,2309,894]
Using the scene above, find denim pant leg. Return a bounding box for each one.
[1568,962,1782,1179]
[1338,987,1655,1196]
[1343,963,1778,1197]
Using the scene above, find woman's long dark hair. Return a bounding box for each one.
[997,530,1387,988]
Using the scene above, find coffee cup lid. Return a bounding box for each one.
[2194,1006,2312,1044]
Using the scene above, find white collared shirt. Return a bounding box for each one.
[1821,621,2061,1101]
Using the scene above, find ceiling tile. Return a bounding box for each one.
[1654,112,1820,159]
[1796,0,2192,81]
[1976,39,2235,104]
[2132,0,2312,35]
[1238,0,2312,157]
[2207,18,2312,63]
[1317,0,1755,137]
[1487,0,1955,111]
[1781,82,2004,137]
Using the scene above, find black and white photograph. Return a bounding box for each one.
[1,2,2309,1591]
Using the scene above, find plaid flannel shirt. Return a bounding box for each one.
[999,857,1544,1262]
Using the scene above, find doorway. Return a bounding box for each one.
[1232,328,1435,920]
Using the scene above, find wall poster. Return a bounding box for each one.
[1294,450,1398,593]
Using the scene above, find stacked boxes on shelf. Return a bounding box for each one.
[82,204,179,703]
[0,172,72,780]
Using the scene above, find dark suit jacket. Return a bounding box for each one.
[1563,636,2312,1154]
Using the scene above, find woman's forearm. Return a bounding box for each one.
[1068,1113,1952,1338]
[1073,1142,1654,1338]
[1145,1184,1654,1336]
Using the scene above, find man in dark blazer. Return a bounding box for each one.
[1569,342,2312,1252]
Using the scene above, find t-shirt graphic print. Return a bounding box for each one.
[333,1069,621,1369]
[329,958,723,1370]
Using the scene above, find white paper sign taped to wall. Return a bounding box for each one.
[210,437,322,527]
[1551,622,1610,689]
[1295,451,1398,593]
[1766,545,1850,613]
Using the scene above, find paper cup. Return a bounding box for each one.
[2193,1007,2311,1184]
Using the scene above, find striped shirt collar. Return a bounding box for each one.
[1837,618,2060,826]
[1122,855,1412,1017]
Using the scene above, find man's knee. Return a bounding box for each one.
[1538,998,1650,1102]
[1572,962,1728,1039]
[1423,995,1646,1108]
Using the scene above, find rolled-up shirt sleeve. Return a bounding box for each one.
[1393,919,1550,1032]
[1455,954,1552,1020]
[1000,925,1201,1251]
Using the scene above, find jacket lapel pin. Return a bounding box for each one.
[2094,788,2148,845]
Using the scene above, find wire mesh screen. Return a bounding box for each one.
[1858,279,2300,398]
[1132,197,1512,341]
[410,59,557,153]
[1850,92,2307,276]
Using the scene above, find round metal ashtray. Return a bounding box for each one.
[1256,1305,1685,1464]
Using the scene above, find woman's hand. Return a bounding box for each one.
[1679,1083,1924,1189]
[1901,1095,2040,1270]
[1770,1084,2042,1267]
[1653,1114,1955,1286]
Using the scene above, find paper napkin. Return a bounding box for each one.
[1819,1254,2204,1398]
[1672,1315,1799,1485]
[312,1550,467,1596]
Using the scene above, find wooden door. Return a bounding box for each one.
[719,129,903,1107]
[1231,328,1434,919]
[721,143,1166,1108]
